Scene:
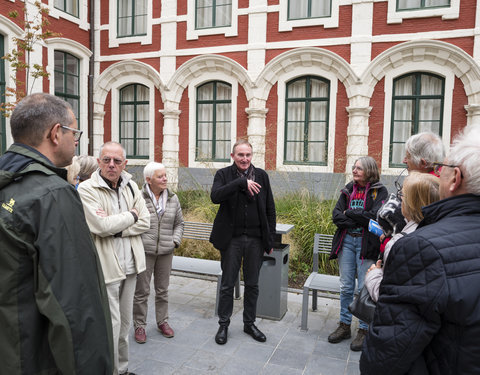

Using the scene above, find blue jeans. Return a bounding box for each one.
[338,234,374,330]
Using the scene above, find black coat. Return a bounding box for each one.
[209,164,276,252]
[361,194,480,375]
[330,181,388,261]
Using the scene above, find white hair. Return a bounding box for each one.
[405,132,445,167]
[98,141,126,159]
[143,161,166,181]
[447,126,480,195]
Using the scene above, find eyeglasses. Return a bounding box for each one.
[433,162,464,178]
[100,157,124,165]
[60,125,83,142]
[394,167,408,193]
[396,190,404,200]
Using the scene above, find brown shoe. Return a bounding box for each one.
[328,322,351,343]
[134,326,146,344]
[350,328,368,351]
[158,322,174,338]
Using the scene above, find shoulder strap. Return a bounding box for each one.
[127,181,135,199]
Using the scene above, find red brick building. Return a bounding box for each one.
[1,0,478,189]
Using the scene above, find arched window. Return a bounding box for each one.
[390,72,444,167]
[196,81,231,161]
[119,84,149,158]
[284,76,330,165]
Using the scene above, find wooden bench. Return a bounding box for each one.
[172,221,240,315]
[301,233,339,331]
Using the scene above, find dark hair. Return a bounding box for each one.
[10,93,74,146]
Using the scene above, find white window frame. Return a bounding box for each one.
[46,38,91,153]
[48,0,89,31]
[381,63,453,175]
[387,0,459,24]
[186,0,239,40]
[111,76,156,164]
[188,73,238,169]
[108,0,153,48]
[276,68,337,173]
[278,0,340,31]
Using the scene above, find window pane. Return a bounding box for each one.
[123,139,134,156]
[418,121,440,134]
[137,0,147,13]
[136,85,149,101]
[197,6,212,28]
[66,76,79,95]
[286,122,304,141]
[397,0,421,10]
[312,0,331,17]
[197,140,212,159]
[198,0,213,6]
[216,141,230,159]
[198,104,213,121]
[121,121,134,138]
[391,143,405,164]
[54,51,64,70]
[137,122,149,138]
[55,0,64,10]
[420,75,443,95]
[310,79,328,97]
[394,76,414,95]
[216,121,230,139]
[121,85,135,101]
[425,0,449,6]
[198,83,214,100]
[118,0,132,17]
[309,122,326,141]
[216,103,231,121]
[309,102,327,121]
[394,100,413,121]
[392,122,412,143]
[135,15,147,34]
[137,139,148,156]
[66,54,78,75]
[137,104,149,121]
[197,122,213,140]
[289,0,309,19]
[216,82,231,100]
[287,102,305,121]
[67,98,79,118]
[285,141,303,161]
[118,19,131,36]
[287,79,306,98]
[216,4,232,26]
[308,142,326,162]
[419,99,441,120]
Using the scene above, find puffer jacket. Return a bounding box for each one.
[0,144,113,374]
[141,185,184,255]
[330,181,388,261]
[78,169,150,284]
[361,194,480,375]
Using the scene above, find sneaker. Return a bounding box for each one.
[158,322,174,338]
[328,322,351,343]
[134,326,146,344]
[350,328,368,351]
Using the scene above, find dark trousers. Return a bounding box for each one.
[218,235,263,327]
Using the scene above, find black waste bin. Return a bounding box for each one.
[256,224,294,320]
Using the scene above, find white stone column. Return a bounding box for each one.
[247,2,268,82]
[160,0,177,84]
[350,0,374,77]
[345,106,372,173]
[465,104,480,125]
[159,106,181,187]
[245,106,268,169]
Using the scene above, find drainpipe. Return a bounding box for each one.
[88,0,95,155]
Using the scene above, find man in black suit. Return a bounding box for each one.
[209,139,276,345]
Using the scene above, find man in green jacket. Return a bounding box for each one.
[0,93,113,374]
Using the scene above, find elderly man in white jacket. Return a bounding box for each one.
[78,141,149,375]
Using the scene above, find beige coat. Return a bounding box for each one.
[78,170,150,284]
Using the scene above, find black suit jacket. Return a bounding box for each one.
[209,164,276,252]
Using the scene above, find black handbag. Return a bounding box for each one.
[348,285,376,324]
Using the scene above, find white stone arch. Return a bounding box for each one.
[93,60,165,159]
[166,54,254,106]
[45,38,91,153]
[0,14,23,149]
[362,40,480,174]
[254,47,360,172]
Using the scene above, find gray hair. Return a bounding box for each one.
[75,155,98,182]
[10,93,74,147]
[143,161,166,181]
[405,132,445,167]
[98,141,126,159]
[232,139,252,154]
[354,156,380,184]
[447,126,480,195]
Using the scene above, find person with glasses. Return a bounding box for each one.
[361,126,480,374]
[78,141,150,375]
[328,156,388,351]
[0,93,113,374]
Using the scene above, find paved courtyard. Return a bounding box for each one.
[127,274,361,375]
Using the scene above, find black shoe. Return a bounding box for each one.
[244,324,266,342]
[119,372,136,375]
[215,325,228,345]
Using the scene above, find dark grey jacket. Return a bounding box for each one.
[0,144,113,375]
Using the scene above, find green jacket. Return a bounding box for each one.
[0,144,113,375]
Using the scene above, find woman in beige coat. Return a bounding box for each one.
[132,162,184,343]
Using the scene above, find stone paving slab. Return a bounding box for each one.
[128,275,361,375]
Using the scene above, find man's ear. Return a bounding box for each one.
[48,123,61,146]
[449,167,463,193]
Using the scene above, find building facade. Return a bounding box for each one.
[1,0,479,193]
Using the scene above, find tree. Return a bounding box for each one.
[1,1,59,116]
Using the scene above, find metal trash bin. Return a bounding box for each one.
[256,224,294,320]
